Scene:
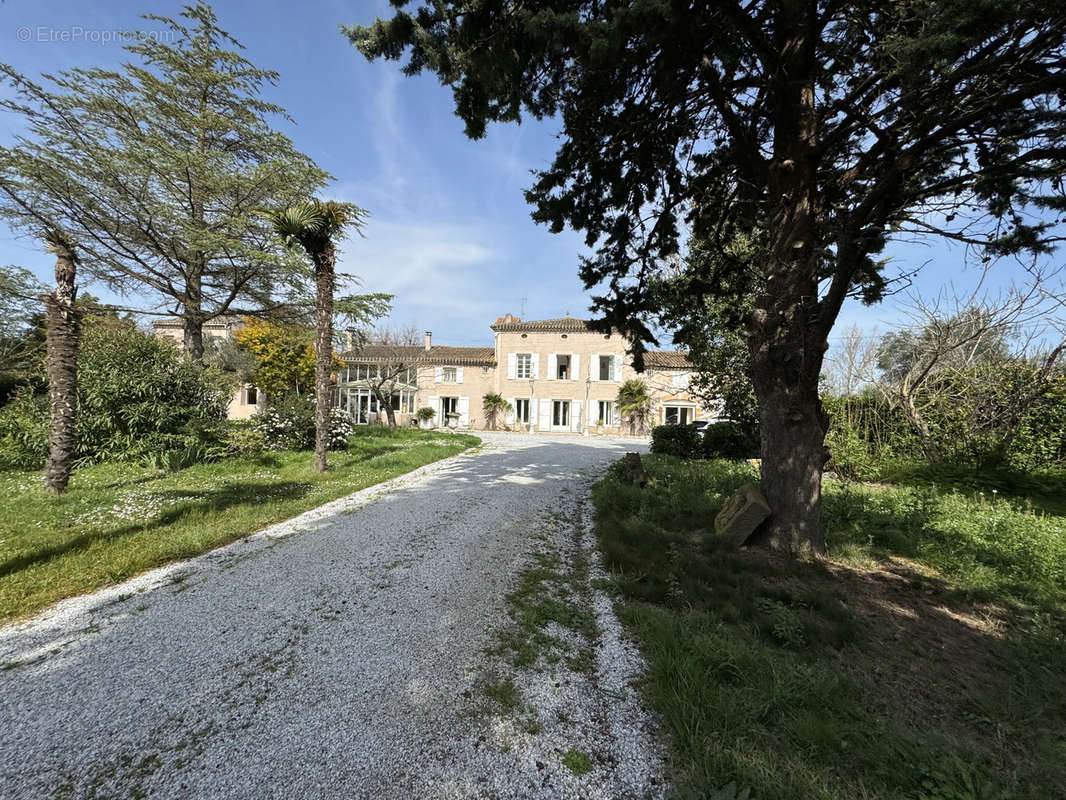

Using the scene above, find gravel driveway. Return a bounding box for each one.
[0,433,667,799]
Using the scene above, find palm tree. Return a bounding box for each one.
[40,231,82,493]
[617,378,652,435]
[264,200,366,471]
[482,392,512,430]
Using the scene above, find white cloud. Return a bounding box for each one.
[335,218,507,338]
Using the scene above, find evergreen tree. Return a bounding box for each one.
[0,3,327,360]
[348,0,1066,554]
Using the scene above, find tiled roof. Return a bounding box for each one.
[151,315,244,328]
[644,350,692,369]
[490,316,593,332]
[339,345,496,367]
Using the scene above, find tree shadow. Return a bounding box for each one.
[824,480,1065,613]
[0,481,314,578]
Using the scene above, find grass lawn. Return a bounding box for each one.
[0,427,479,623]
[592,455,1066,800]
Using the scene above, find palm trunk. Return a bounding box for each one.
[312,244,335,472]
[42,241,81,495]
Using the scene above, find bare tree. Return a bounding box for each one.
[358,325,420,428]
[822,325,879,398]
[875,267,1065,463]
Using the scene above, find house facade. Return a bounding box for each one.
[336,315,714,434]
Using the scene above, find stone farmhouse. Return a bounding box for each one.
[153,313,713,433]
[336,315,712,433]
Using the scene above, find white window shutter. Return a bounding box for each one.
[611,401,620,426]
[571,354,580,381]
[531,353,539,379]
[613,354,623,381]
[507,352,517,379]
[456,367,464,384]
[547,354,557,380]
[571,400,582,432]
[458,396,470,427]
[427,396,438,424]
[538,398,551,430]
[434,367,443,383]
[590,354,599,381]
[505,398,516,425]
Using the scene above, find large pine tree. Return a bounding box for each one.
[348,0,1066,554]
[0,2,327,360]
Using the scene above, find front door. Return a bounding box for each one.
[552,400,570,428]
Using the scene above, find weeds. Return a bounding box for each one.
[593,454,1066,800]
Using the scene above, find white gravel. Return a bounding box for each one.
[0,433,668,799]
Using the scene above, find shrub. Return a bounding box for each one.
[328,407,357,449]
[255,393,315,450]
[76,322,232,463]
[651,423,703,458]
[224,420,266,458]
[254,393,356,451]
[416,406,436,422]
[0,387,48,468]
[0,324,232,469]
[825,424,877,481]
[702,422,759,459]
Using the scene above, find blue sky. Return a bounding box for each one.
[0,0,1059,352]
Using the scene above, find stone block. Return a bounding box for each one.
[714,483,771,546]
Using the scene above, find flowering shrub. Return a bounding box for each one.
[329,408,357,450]
[254,393,356,451]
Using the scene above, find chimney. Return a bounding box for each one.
[424,331,432,352]
[345,329,354,350]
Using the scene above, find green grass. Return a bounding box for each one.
[483,677,521,711]
[593,455,1066,800]
[562,747,593,776]
[0,427,478,623]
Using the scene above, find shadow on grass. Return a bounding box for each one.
[593,454,1066,800]
[0,481,314,578]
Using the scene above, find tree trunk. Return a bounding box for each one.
[183,268,205,361]
[899,393,942,464]
[42,242,81,495]
[312,244,335,472]
[381,391,397,427]
[749,358,829,556]
[745,1,827,556]
[183,317,205,362]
